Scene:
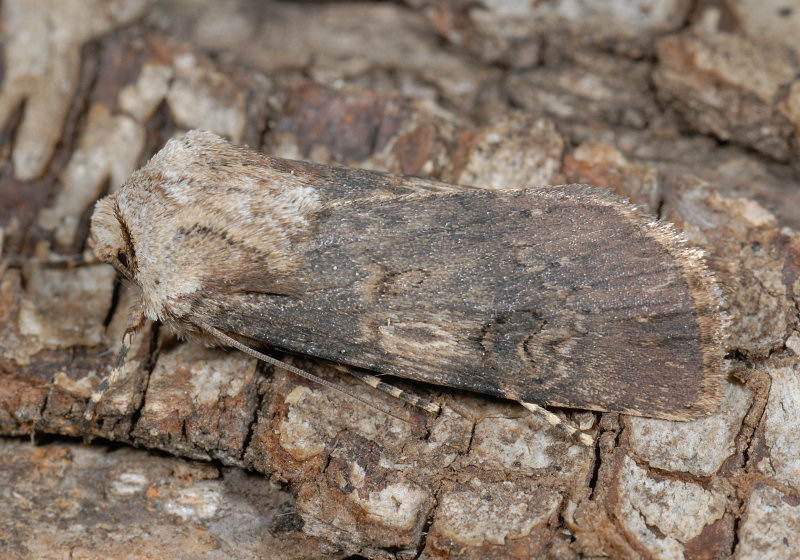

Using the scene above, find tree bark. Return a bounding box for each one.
[1,1,799,558]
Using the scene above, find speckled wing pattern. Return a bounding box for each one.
[199,176,726,420]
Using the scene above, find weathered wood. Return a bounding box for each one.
[1,1,799,558]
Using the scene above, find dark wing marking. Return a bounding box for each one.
[198,185,725,420]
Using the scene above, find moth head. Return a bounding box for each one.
[88,195,137,282]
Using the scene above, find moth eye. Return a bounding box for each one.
[117,251,129,268]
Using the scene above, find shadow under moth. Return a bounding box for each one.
[87,130,728,446]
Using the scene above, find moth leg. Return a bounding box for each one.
[332,365,440,414]
[519,401,594,447]
[84,302,145,422]
[200,323,411,423]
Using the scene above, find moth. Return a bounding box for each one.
[87,130,727,445]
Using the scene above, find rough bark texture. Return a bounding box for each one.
[1,1,800,558]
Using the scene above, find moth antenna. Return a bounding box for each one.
[201,323,411,424]
[519,401,594,447]
[1,250,98,271]
[330,364,441,414]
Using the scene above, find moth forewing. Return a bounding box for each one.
[200,185,726,420]
[88,130,727,440]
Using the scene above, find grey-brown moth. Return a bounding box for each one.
[87,130,728,444]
